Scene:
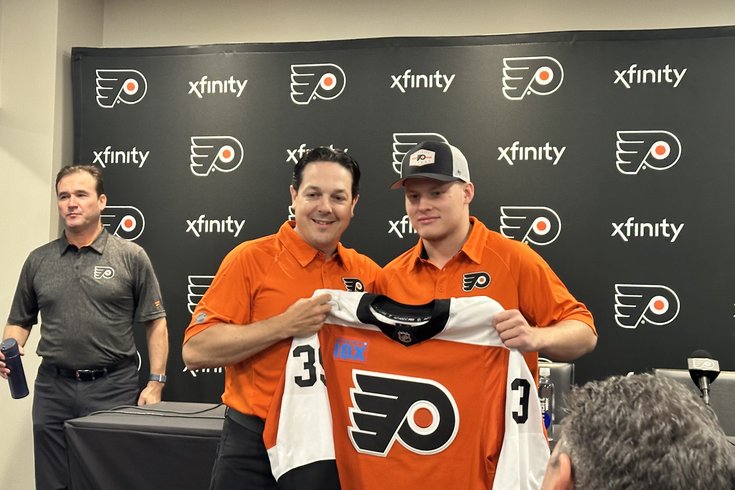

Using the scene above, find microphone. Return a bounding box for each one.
[687,349,720,406]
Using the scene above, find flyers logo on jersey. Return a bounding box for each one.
[500,206,561,246]
[616,130,682,175]
[614,283,680,329]
[392,133,448,174]
[502,56,564,100]
[187,275,214,314]
[342,278,365,292]
[101,205,145,241]
[190,136,244,177]
[95,69,147,108]
[462,272,490,291]
[348,370,459,457]
[290,63,346,105]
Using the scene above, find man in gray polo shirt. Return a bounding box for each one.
[0,164,169,490]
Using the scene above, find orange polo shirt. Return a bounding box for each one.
[184,221,380,419]
[375,216,596,378]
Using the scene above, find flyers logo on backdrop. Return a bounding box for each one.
[500,206,561,246]
[187,275,215,314]
[615,130,682,175]
[101,205,145,241]
[502,56,564,100]
[348,370,459,456]
[614,284,680,329]
[95,69,147,108]
[392,133,448,174]
[290,63,346,105]
[190,136,244,177]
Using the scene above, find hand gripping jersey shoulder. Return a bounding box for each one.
[264,290,549,490]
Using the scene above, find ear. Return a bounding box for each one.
[350,194,359,217]
[289,185,297,205]
[463,182,475,204]
[556,453,574,490]
[98,193,107,210]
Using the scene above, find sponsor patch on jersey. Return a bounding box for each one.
[333,337,367,363]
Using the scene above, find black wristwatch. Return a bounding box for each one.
[148,373,167,383]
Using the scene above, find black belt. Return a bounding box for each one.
[50,356,136,381]
[226,407,265,433]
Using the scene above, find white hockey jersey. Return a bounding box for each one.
[264,290,549,489]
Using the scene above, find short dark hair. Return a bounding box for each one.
[292,147,360,198]
[55,165,105,196]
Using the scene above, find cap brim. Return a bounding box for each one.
[389,172,463,190]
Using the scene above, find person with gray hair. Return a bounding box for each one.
[541,373,735,490]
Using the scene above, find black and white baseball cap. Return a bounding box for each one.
[390,141,471,190]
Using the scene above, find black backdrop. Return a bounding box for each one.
[72,27,735,402]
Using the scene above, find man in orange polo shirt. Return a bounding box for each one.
[183,147,379,490]
[376,140,597,482]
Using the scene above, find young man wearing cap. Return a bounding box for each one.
[375,140,597,483]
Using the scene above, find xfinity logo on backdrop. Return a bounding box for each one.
[188,75,248,98]
[95,69,147,108]
[613,64,687,88]
[183,365,223,378]
[497,141,566,166]
[186,215,246,238]
[286,144,348,164]
[392,133,448,174]
[93,146,150,168]
[187,275,214,314]
[101,205,145,241]
[290,63,346,105]
[388,215,416,238]
[502,56,564,101]
[190,136,244,177]
[500,206,561,246]
[390,69,456,93]
[616,130,681,175]
[611,217,684,243]
[614,283,680,329]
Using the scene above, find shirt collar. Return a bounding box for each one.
[59,228,108,256]
[407,216,485,270]
[277,221,348,269]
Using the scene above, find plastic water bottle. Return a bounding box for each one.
[538,366,554,441]
[1,338,29,399]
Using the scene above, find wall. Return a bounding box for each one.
[2,0,735,487]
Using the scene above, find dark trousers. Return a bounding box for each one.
[209,410,278,490]
[32,361,139,490]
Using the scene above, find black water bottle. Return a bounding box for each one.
[1,338,29,399]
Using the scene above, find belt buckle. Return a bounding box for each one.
[75,369,98,381]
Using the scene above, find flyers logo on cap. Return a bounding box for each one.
[95,69,147,108]
[348,370,459,456]
[392,133,448,174]
[101,205,145,241]
[614,284,680,329]
[502,56,564,100]
[500,206,561,246]
[616,130,682,175]
[187,275,215,314]
[290,63,346,105]
[190,136,244,177]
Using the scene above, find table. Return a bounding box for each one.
[65,401,225,490]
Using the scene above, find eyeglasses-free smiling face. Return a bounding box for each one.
[290,161,357,257]
[403,178,473,245]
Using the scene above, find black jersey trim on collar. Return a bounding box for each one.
[354,294,451,346]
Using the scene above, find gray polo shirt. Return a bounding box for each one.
[8,229,166,368]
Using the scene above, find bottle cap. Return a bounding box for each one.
[1,338,20,357]
[539,366,551,377]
